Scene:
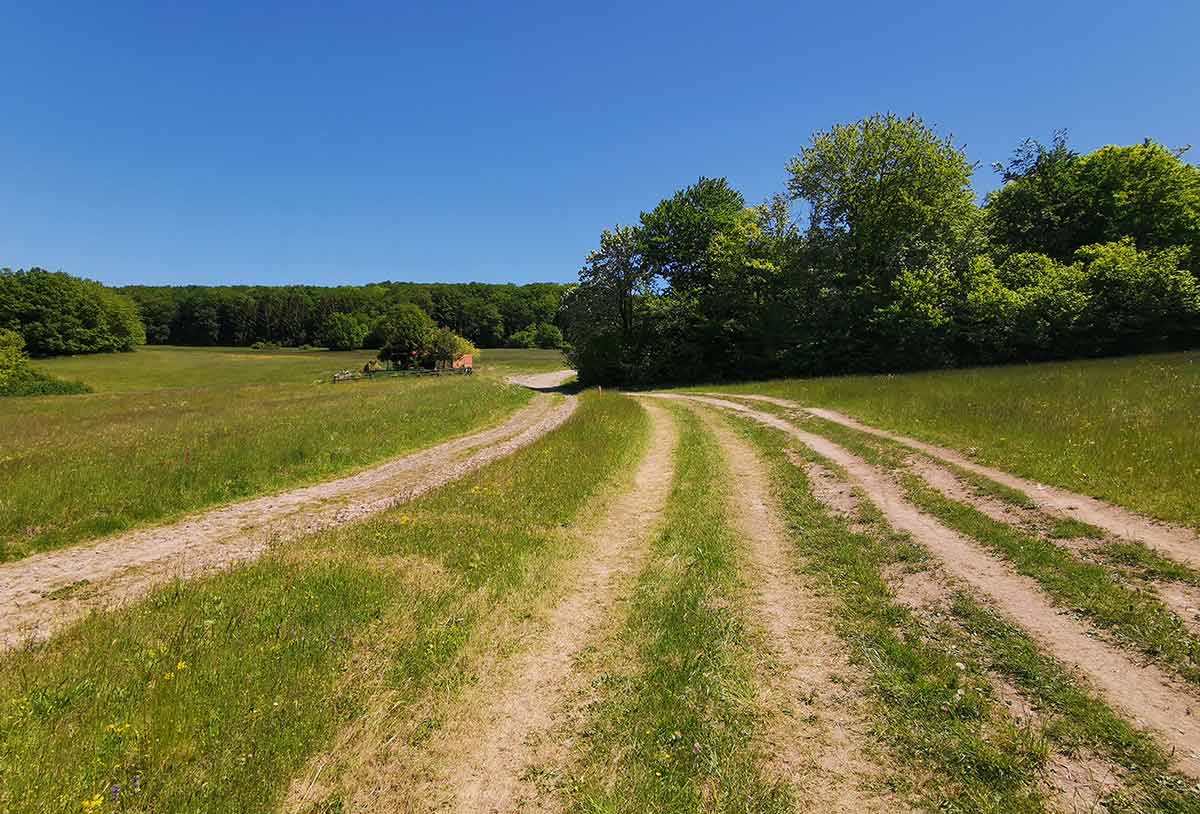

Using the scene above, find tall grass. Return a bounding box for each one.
[0,392,647,813]
[698,351,1200,529]
[0,373,531,560]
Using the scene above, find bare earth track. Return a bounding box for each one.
[0,373,577,647]
[679,394,1200,778]
[689,403,903,812]
[723,394,1200,568]
[439,399,678,812]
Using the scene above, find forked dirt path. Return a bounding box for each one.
[723,394,1200,568]
[677,395,1200,778]
[689,403,903,811]
[0,390,577,648]
[434,399,678,813]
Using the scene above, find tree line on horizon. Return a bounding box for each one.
[562,116,1200,385]
[0,275,569,357]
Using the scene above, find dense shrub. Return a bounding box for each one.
[0,329,90,396]
[0,268,145,356]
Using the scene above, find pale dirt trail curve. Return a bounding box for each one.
[439,399,677,814]
[668,394,1200,778]
[722,394,1200,568]
[0,389,576,648]
[691,404,904,812]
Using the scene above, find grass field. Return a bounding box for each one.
[698,351,1200,529]
[0,346,566,560]
[0,392,645,813]
[6,348,1200,812]
[33,345,568,392]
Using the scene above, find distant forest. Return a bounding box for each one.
[122,282,569,350]
[563,117,1200,385]
[0,273,569,356]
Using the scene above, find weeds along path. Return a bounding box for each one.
[678,395,1200,778]
[0,392,576,648]
[685,402,903,811]
[723,394,1200,568]
[436,399,677,812]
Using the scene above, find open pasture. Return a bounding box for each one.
[0,347,550,560]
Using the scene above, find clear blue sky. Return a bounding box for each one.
[2,1,1196,287]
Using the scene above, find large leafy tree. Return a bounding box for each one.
[0,268,145,355]
[638,177,745,291]
[987,135,1200,266]
[786,113,979,296]
[377,303,435,367]
[561,226,654,384]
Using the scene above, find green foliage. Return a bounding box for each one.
[533,322,562,348]
[565,113,1200,386]
[426,326,475,367]
[507,325,536,348]
[787,112,980,294]
[987,134,1200,266]
[320,312,369,351]
[0,329,90,397]
[122,281,568,349]
[0,268,145,356]
[376,304,436,367]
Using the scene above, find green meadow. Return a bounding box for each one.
[0,346,559,561]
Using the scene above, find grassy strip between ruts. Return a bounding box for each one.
[561,404,791,812]
[786,409,1200,688]
[0,391,646,814]
[735,416,1200,813]
[0,375,532,561]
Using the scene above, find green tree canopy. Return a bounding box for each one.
[377,303,435,367]
[987,135,1200,267]
[786,113,979,296]
[0,268,146,355]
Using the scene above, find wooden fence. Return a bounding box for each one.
[332,366,473,383]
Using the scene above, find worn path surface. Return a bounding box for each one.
[440,399,677,813]
[691,403,903,812]
[722,394,1200,568]
[1,387,576,647]
[678,394,1200,778]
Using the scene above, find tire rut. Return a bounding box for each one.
[674,394,1200,779]
[726,394,1200,568]
[0,393,577,648]
[688,403,905,812]
[434,399,679,813]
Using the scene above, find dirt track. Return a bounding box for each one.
[725,394,1200,568]
[0,375,577,648]
[441,399,677,812]
[693,405,902,811]
[679,394,1200,777]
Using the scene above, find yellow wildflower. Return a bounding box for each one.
[176,660,188,671]
[81,793,103,811]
